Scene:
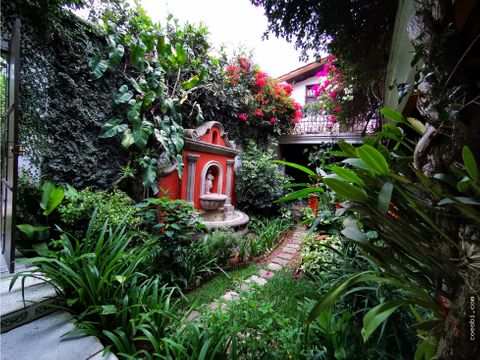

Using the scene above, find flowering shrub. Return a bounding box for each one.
[310,55,353,130]
[225,56,302,135]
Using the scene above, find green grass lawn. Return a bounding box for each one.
[183,263,259,307]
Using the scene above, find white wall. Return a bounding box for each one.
[291,76,320,106]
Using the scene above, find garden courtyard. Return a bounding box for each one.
[0,0,479,359]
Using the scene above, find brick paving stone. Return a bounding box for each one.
[258,269,275,279]
[240,283,250,292]
[283,247,296,254]
[223,291,239,301]
[187,310,200,322]
[267,263,282,271]
[286,244,300,250]
[210,302,228,312]
[247,275,267,286]
[278,252,295,260]
[271,257,288,266]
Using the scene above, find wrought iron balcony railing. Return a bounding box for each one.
[288,115,378,136]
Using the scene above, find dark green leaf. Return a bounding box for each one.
[121,129,134,149]
[377,182,393,213]
[273,160,316,176]
[414,338,436,360]
[43,187,64,216]
[433,173,457,188]
[143,91,156,107]
[181,75,200,90]
[115,85,133,105]
[338,141,357,158]
[108,44,124,67]
[362,300,406,342]
[16,224,50,239]
[342,158,372,172]
[438,197,480,206]
[383,123,404,136]
[127,101,142,122]
[89,54,108,80]
[457,177,470,193]
[341,226,367,242]
[40,181,55,211]
[175,44,187,65]
[324,178,368,203]
[462,146,478,182]
[406,117,426,135]
[142,158,158,194]
[356,145,389,174]
[101,305,118,315]
[275,187,323,203]
[331,166,365,186]
[132,120,154,149]
[131,41,147,67]
[380,107,405,123]
[99,118,128,138]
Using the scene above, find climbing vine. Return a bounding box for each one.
[92,3,208,197]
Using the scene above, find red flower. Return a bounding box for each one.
[270,117,276,123]
[387,210,399,220]
[239,113,247,121]
[255,109,264,117]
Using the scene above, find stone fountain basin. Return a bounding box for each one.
[199,194,227,210]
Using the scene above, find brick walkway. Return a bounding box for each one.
[187,224,307,321]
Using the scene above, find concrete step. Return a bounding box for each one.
[1,272,58,333]
[1,311,116,360]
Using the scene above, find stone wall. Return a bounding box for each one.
[1,1,127,189]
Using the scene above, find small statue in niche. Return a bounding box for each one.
[205,171,214,194]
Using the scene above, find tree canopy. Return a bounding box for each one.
[252,0,399,122]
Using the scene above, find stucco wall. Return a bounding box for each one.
[291,76,320,106]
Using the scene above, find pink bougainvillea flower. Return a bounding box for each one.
[334,105,341,113]
[329,91,337,100]
[270,117,276,123]
[239,113,247,121]
[316,70,327,77]
[255,109,264,117]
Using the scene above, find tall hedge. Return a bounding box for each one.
[1,1,127,188]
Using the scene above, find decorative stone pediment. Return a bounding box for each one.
[184,121,237,150]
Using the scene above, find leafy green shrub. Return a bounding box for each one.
[13,212,147,316]
[16,170,43,227]
[236,142,291,215]
[248,217,292,256]
[15,176,67,255]
[137,197,208,286]
[203,229,245,264]
[13,214,186,358]
[57,188,141,235]
[300,234,345,277]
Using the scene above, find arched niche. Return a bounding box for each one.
[200,160,223,195]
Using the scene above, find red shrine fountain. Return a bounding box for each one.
[158,121,249,231]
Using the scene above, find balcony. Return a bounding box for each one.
[280,115,378,145]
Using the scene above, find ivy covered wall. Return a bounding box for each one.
[1,1,127,189]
